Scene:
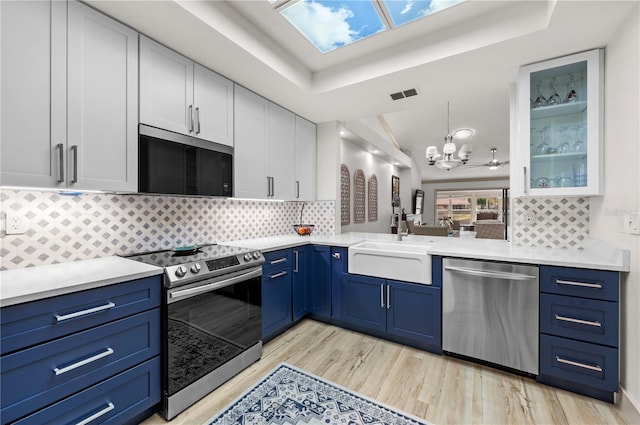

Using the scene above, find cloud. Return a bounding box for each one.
[400,0,414,15]
[420,0,463,17]
[283,1,358,53]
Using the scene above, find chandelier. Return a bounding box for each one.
[426,102,473,170]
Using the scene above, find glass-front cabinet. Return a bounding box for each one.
[514,49,603,197]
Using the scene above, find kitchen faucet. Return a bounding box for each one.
[393,195,407,241]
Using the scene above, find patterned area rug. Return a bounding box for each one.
[206,363,430,425]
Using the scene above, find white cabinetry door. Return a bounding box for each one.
[267,103,296,200]
[1,0,137,192]
[193,64,234,147]
[1,0,65,187]
[295,116,317,201]
[139,36,194,136]
[67,1,138,191]
[234,85,268,199]
[514,49,603,197]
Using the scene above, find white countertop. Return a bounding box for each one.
[227,232,630,272]
[0,256,163,307]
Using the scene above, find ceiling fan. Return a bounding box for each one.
[483,147,510,170]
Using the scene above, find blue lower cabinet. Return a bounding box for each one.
[1,309,160,424]
[341,274,386,332]
[539,334,618,393]
[14,356,160,425]
[292,246,310,322]
[309,245,331,317]
[341,274,441,348]
[330,247,348,320]
[387,280,441,347]
[262,253,293,339]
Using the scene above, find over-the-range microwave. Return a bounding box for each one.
[138,124,233,197]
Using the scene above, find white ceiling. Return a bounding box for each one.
[87,0,637,182]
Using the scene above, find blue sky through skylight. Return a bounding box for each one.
[383,0,464,27]
[280,0,386,53]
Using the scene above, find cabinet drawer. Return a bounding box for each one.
[540,294,618,347]
[540,266,618,301]
[539,334,618,392]
[1,309,160,424]
[263,249,292,274]
[14,356,160,425]
[1,276,161,355]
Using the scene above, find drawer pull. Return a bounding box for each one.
[76,403,116,425]
[75,402,115,425]
[55,302,116,322]
[269,258,287,265]
[554,314,602,327]
[556,279,602,289]
[53,348,114,376]
[555,356,603,372]
[269,271,287,279]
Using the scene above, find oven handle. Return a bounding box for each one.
[169,267,262,300]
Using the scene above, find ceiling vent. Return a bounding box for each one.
[390,88,418,100]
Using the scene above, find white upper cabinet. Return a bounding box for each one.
[234,85,301,200]
[1,0,138,191]
[295,116,317,201]
[513,49,604,197]
[139,37,234,147]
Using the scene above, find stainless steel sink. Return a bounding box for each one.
[348,240,432,284]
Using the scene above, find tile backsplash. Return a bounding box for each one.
[511,196,589,248]
[0,189,335,270]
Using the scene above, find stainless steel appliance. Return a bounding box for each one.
[125,244,263,420]
[138,124,233,197]
[442,258,539,375]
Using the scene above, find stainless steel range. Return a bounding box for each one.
[126,244,264,420]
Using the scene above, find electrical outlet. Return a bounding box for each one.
[624,213,640,235]
[5,213,28,235]
[523,211,537,225]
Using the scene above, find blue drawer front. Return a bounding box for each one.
[540,294,618,347]
[1,276,161,355]
[1,309,160,424]
[14,356,160,425]
[263,249,292,273]
[540,266,618,301]
[540,334,618,392]
[387,281,441,347]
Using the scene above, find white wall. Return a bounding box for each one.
[421,178,509,225]
[589,5,640,418]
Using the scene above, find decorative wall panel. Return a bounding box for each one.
[368,175,378,222]
[0,189,335,270]
[340,164,350,225]
[354,169,365,223]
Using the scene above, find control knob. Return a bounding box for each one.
[252,251,261,260]
[190,263,201,274]
[175,266,187,278]
[243,253,253,262]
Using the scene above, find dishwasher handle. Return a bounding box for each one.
[444,265,537,281]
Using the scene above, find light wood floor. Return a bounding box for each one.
[141,319,628,425]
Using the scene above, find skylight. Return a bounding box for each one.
[276,0,465,53]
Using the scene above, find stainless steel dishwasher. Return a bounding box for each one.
[442,258,539,375]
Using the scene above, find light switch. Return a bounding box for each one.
[624,213,640,235]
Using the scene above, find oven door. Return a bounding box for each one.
[164,267,262,398]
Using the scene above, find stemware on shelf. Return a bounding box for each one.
[547,78,562,106]
[533,84,547,108]
[564,74,578,103]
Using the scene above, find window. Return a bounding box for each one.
[435,189,505,226]
[276,0,465,53]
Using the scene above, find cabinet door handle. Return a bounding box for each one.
[555,314,602,327]
[266,176,272,197]
[195,107,201,134]
[556,279,602,289]
[386,284,390,309]
[294,250,299,272]
[57,143,65,183]
[523,166,528,194]
[55,302,116,322]
[53,348,114,375]
[269,271,287,279]
[188,105,193,132]
[555,356,603,372]
[332,252,341,259]
[270,177,275,197]
[70,145,78,183]
[74,402,115,425]
[270,258,287,265]
[296,180,300,199]
[380,284,384,308]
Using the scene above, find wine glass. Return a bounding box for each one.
[533,84,547,108]
[556,126,571,153]
[535,126,551,154]
[571,124,586,152]
[547,78,562,105]
[564,74,578,103]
